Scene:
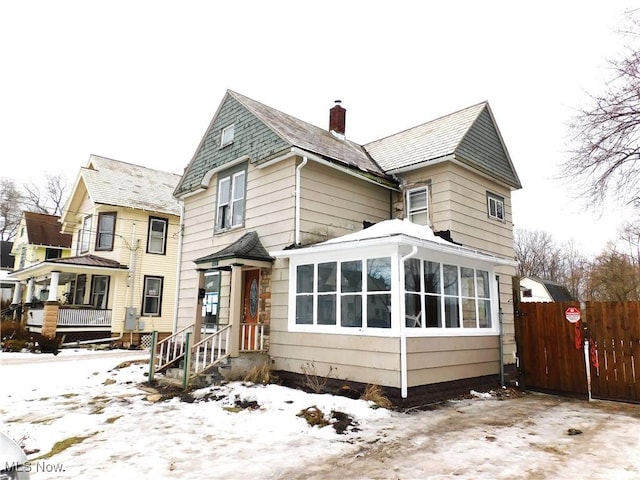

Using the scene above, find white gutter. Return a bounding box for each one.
[295,156,308,245]
[172,200,185,334]
[399,246,418,399]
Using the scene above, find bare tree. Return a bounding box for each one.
[0,178,25,241]
[563,9,640,208]
[586,244,640,301]
[514,229,562,279]
[23,172,70,215]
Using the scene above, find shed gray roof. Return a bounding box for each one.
[228,91,391,182]
[81,155,182,216]
[364,102,521,189]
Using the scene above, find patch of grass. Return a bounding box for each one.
[113,359,149,369]
[243,363,272,384]
[297,405,329,427]
[34,433,98,460]
[105,416,122,424]
[361,384,393,409]
[301,362,334,394]
[223,406,243,413]
[31,416,61,425]
[61,393,78,399]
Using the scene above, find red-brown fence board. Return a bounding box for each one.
[587,301,640,403]
[517,301,588,398]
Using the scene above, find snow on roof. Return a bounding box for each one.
[322,219,451,246]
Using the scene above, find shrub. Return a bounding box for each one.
[361,384,393,409]
[301,362,334,394]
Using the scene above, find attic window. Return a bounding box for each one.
[523,289,532,298]
[487,192,505,221]
[220,124,235,148]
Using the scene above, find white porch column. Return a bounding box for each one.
[25,278,35,304]
[47,272,60,302]
[228,265,243,357]
[11,282,22,305]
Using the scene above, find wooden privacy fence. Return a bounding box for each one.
[516,301,640,403]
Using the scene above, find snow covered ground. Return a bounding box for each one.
[1,349,639,479]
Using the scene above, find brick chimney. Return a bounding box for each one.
[329,100,346,136]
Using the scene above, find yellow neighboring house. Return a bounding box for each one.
[9,155,182,347]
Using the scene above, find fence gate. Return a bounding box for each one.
[516,301,640,403]
[516,302,588,398]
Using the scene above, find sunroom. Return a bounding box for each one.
[273,219,516,397]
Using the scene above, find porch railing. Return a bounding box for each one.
[152,324,193,374]
[189,324,232,382]
[241,323,266,351]
[57,308,112,327]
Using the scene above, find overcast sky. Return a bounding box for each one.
[0,1,635,256]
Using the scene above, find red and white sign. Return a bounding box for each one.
[565,307,581,323]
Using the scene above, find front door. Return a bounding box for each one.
[242,269,260,350]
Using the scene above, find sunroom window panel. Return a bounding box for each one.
[367,294,391,328]
[340,295,362,327]
[318,262,337,292]
[461,267,475,297]
[478,299,491,328]
[296,296,313,324]
[424,261,440,293]
[425,295,442,327]
[317,295,336,325]
[296,265,314,293]
[404,258,421,292]
[476,270,490,298]
[405,293,422,327]
[367,257,391,291]
[443,265,458,295]
[462,298,477,328]
[341,261,362,293]
[444,296,460,328]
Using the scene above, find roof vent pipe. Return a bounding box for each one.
[329,100,346,136]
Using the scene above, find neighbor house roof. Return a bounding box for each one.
[523,276,575,302]
[364,102,522,188]
[80,155,182,216]
[23,212,72,248]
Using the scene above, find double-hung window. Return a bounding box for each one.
[80,216,92,253]
[90,275,109,309]
[216,166,246,230]
[142,276,163,316]
[147,217,168,254]
[407,186,429,225]
[487,192,505,221]
[96,212,116,251]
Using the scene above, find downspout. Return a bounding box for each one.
[399,246,418,399]
[173,200,184,334]
[295,156,308,245]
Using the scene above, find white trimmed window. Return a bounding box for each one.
[404,258,492,330]
[216,167,246,230]
[220,124,235,148]
[147,216,168,254]
[295,257,392,330]
[142,276,163,316]
[80,215,93,253]
[407,187,429,225]
[487,192,505,221]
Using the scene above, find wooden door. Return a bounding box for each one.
[242,269,260,350]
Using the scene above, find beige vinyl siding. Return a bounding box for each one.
[298,161,390,245]
[406,336,499,386]
[399,161,517,365]
[271,332,402,388]
[176,158,298,331]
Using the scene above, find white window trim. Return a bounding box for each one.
[406,186,429,225]
[487,192,505,222]
[216,169,246,231]
[220,124,235,148]
[287,245,500,338]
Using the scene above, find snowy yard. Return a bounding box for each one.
[1,349,639,479]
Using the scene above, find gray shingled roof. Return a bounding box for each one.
[81,155,182,215]
[194,231,273,265]
[364,102,521,189]
[229,91,392,182]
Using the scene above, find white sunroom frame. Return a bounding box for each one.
[272,219,517,397]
